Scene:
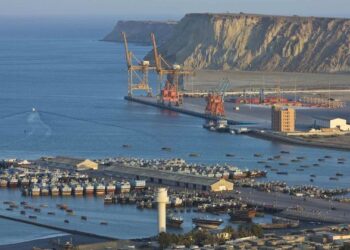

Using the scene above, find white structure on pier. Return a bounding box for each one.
[156,188,168,233]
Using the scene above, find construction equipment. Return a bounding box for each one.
[122,32,154,97]
[151,33,192,106]
[203,81,231,133]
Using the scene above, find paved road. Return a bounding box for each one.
[235,187,350,223]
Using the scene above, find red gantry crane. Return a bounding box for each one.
[122,32,154,97]
[151,33,193,106]
[203,81,231,132]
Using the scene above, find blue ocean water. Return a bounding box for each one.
[0,17,349,188]
[0,16,349,244]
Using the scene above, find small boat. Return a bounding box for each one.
[336,173,343,177]
[81,216,87,221]
[338,161,345,164]
[254,153,262,157]
[329,177,339,181]
[270,168,278,172]
[29,215,37,219]
[318,158,325,162]
[167,214,184,228]
[279,163,288,166]
[257,161,266,164]
[280,151,289,154]
[122,144,131,148]
[296,156,305,160]
[34,208,41,213]
[225,153,235,157]
[20,210,26,215]
[310,179,314,182]
[64,219,69,223]
[100,221,108,225]
[161,147,171,151]
[57,204,68,210]
[300,165,310,168]
[104,193,115,204]
[6,208,13,211]
[66,209,74,215]
[192,217,223,229]
[324,155,332,159]
[296,169,304,171]
[47,212,55,215]
[313,164,320,167]
[310,174,316,178]
[189,153,199,157]
[276,171,288,175]
[264,165,272,169]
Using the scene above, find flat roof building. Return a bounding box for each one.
[271,106,295,132]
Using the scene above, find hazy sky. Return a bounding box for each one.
[0,0,349,19]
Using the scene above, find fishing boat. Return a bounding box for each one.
[31,185,40,197]
[192,217,223,229]
[0,179,8,188]
[229,209,256,222]
[95,183,106,196]
[116,181,131,193]
[60,185,72,196]
[167,214,184,228]
[84,183,94,195]
[40,186,50,196]
[106,183,116,194]
[8,177,18,188]
[50,185,59,196]
[104,193,115,204]
[203,119,231,133]
[73,184,84,196]
[20,177,30,187]
[131,180,146,189]
[261,217,299,229]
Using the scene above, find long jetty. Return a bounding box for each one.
[125,96,254,125]
[0,214,118,241]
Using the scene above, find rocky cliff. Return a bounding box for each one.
[103,20,177,44]
[150,13,350,73]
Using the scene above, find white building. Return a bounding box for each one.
[314,117,350,131]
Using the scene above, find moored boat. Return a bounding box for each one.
[167,214,184,228]
[192,217,223,229]
[229,209,256,222]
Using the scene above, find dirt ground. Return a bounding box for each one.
[185,70,350,100]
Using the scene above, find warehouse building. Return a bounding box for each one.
[314,117,350,131]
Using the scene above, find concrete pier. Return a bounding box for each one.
[125,95,255,125]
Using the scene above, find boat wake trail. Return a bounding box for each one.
[0,110,31,120]
[39,110,160,142]
[27,111,52,137]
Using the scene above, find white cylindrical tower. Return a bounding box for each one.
[156,188,168,233]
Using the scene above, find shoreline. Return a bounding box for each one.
[248,130,350,152]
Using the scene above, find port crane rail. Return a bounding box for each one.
[122,32,155,97]
[151,33,193,106]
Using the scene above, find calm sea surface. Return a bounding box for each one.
[0,17,349,244]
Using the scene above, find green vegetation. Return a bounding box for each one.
[158,224,263,249]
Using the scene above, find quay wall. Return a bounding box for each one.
[124,96,250,125]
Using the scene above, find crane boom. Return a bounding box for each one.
[121,32,132,69]
[151,33,161,73]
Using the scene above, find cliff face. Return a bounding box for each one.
[103,20,177,44]
[153,13,350,73]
